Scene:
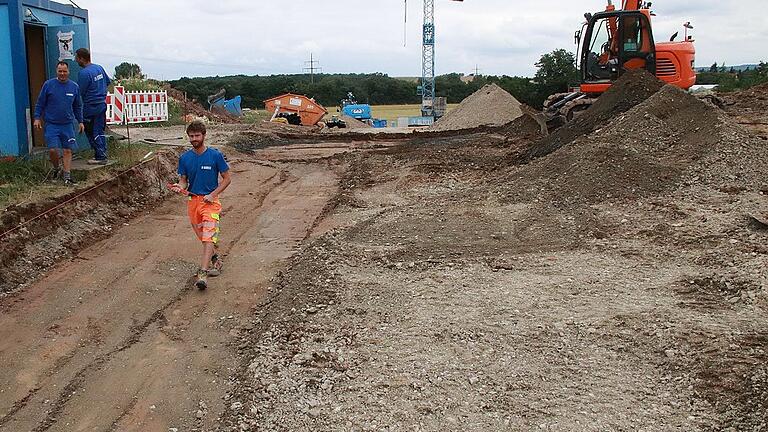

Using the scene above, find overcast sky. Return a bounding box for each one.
[76,0,765,80]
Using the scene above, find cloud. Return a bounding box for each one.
[78,0,764,79]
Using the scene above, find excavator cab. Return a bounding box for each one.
[580,10,656,91]
[536,1,695,134]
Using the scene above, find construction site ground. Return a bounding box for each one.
[1,78,767,432]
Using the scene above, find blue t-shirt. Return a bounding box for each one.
[177,148,230,196]
[78,64,111,116]
[33,79,83,125]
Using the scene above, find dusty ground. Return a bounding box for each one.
[217,84,768,431]
[214,128,768,431]
[2,78,767,432]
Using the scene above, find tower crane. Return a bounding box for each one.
[405,0,463,118]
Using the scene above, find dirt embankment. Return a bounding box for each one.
[0,151,179,295]
[430,83,523,132]
[721,82,768,118]
[719,82,768,139]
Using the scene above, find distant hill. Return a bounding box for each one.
[696,64,758,73]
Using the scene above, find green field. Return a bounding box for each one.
[369,104,459,125]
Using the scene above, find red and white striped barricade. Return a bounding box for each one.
[124,91,169,124]
[106,85,126,125]
[105,87,168,125]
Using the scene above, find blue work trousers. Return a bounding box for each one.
[84,106,108,160]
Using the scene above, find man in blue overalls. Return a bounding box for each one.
[75,48,111,165]
[33,61,84,186]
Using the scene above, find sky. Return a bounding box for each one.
[74,0,766,80]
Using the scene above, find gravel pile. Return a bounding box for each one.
[430,84,523,132]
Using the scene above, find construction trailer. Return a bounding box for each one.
[0,0,90,156]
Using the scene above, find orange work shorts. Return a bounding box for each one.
[187,195,222,244]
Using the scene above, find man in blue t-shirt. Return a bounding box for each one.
[75,48,111,164]
[33,61,84,186]
[171,120,232,290]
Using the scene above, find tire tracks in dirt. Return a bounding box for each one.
[23,168,291,432]
[0,155,338,432]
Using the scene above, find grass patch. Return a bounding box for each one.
[0,157,51,208]
[241,109,271,124]
[0,137,157,210]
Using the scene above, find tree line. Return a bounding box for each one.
[136,52,767,112]
[696,62,768,91]
[167,50,579,110]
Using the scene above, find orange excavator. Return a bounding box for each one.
[539,0,696,129]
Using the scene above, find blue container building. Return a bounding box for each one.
[0,0,89,156]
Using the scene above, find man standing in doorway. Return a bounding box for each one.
[33,61,84,186]
[75,48,111,164]
[171,121,232,290]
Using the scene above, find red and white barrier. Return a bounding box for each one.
[106,86,168,125]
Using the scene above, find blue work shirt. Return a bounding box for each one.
[178,147,230,196]
[33,79,83,125]
[77,63,111,117]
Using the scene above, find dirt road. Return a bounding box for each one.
[0,152,339,431]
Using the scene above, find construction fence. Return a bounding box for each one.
[106,86,169,125]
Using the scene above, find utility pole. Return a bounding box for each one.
[474,64,481,76]
[303,53,322,84]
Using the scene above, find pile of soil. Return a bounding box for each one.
[0,151,180,294]
[163,85,240,124]
[430,84,523,132]
[498,109,545,141]
[525,69,665,160]
[508,83,765,205]
[340,115,372,129]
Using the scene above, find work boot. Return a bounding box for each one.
[63,173,77,187]
[208,254,223,277]
[195,269,209,290]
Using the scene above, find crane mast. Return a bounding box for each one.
[420,0,436,117]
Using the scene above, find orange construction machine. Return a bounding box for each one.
[542,0,696,127]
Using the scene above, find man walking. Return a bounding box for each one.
[75,48,111,164]
[33,61,84,186]
[171,121,232,290]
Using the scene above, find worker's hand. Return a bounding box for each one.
[34,119,42,130]
[203,193,216,203]
[78,123,85,134]
[170,183,183,194]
